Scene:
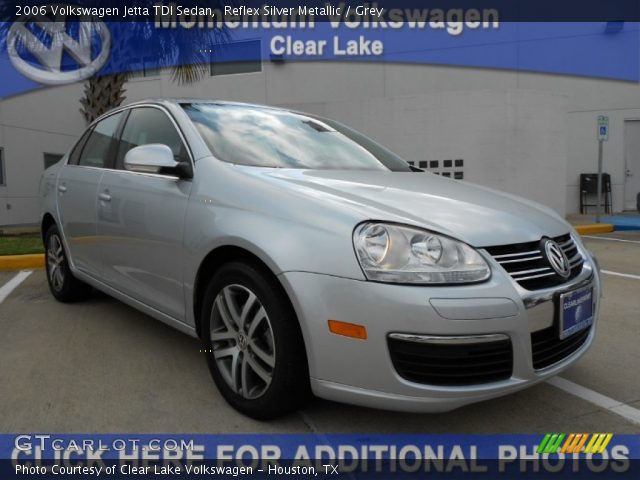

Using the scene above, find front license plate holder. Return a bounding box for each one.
[559,286,594,340]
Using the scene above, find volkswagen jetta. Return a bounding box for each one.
[40,99,600,419]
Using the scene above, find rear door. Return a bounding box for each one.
[56,111,124,276]
[96,106,193,320]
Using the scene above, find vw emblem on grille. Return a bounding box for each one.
[544,239,570,278]
[7,6,111,85]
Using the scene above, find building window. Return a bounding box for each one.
[130,57,161,78]
[416,157,466,180]
[210,40,262,76]
[43,153,63,170]
[0,148,5,186]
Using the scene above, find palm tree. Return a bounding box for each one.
[79,18,229,123]
[80,10,229,123]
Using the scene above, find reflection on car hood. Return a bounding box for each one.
[254,168,570,247]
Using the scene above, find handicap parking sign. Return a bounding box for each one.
[597,115,609,141]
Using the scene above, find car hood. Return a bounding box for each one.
[243,168,571,247]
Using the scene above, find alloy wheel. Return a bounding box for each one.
[210,284,276,399]
[47,234,65,292]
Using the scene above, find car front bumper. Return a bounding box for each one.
[278,250,600,413]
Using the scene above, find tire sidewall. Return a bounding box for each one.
[44,224,92,302]
[201,261,308,419]
[45,225,72,301]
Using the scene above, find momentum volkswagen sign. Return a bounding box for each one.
[1,1,639,98]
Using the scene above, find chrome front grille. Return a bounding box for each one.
[485,234,584,290]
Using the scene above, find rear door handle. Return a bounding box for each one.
[58,185,67,193]
[99,192,112,202]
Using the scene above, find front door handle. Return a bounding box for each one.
[99,192,112,202]
[626,169,633,177]
[58,185,67,193]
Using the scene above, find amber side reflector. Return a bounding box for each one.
[328,320,368,340]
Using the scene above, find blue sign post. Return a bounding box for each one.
[596,115,609,223]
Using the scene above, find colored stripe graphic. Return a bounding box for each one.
[538,433,613,454]
[560,433,588,454]
[537,433,566,454]
[585,433,613,454]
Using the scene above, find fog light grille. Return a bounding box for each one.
[387,334,513,386]
[531,325,591,370]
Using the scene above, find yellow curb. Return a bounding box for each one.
[0,254,45,270]
[575,224,614,235]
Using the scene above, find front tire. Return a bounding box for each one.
[201,261,310,419]
[44,224,92,302]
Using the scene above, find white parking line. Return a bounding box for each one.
[601,270,640,281]
[583,235,640,245]
[0,270,32,304]
[547,377,640,426]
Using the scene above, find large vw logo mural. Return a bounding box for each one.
[7,6,111,85]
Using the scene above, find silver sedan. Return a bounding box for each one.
[40,99,600,419]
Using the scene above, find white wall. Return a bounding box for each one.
[123,63,570,215]
[1,60,639,226]
[0,84,86,226]
[123,61,640,216]
[276,90,569,215]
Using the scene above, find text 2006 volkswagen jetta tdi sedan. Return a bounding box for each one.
[40,99,600,419]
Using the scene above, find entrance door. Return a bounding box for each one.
[624,120,640,211]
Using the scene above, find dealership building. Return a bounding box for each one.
[1,24,640,227]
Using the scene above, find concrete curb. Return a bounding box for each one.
[0,254,45,270]
[574,224,615,235]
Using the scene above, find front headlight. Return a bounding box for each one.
[353,222,491,284]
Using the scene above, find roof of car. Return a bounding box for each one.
[126,98,286,111]
[91,99,293,127]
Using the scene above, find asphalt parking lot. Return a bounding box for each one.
[0,232,639,434]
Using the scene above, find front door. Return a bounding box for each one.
[96,107,192,321]
[624,120,640,211]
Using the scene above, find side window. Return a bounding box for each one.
[68,128,93,166]
[116,108,187,169]
[77,112,123,168]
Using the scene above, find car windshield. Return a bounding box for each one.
[182,103,412,171]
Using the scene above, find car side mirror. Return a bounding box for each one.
[124,144,193,179]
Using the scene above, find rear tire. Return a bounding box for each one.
[44,224,92,303]
[201,261,310,419]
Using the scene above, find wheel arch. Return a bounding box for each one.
[193,245,293,340]
[41,213,57,242]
